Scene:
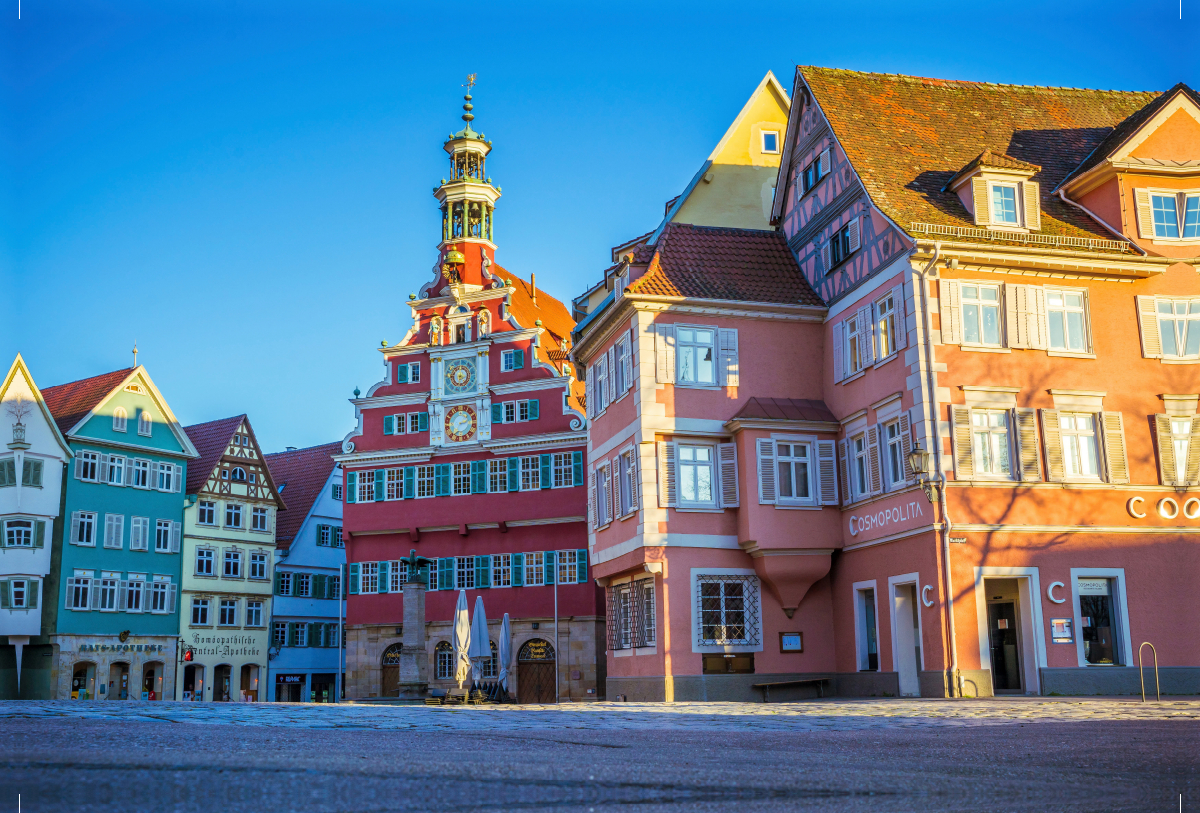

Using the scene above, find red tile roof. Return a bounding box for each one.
[944,149,1041,190]
[732,397,838,423]
[181,415,246,494]
[798,67,1161,250]
[42,368,134,436]
[626,222,823,306]
[263,442,342,548]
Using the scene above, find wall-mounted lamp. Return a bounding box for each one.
[907,443,938,503]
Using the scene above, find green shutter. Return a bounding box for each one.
[491,403,503,423]
[346,472,357,503]
[573,451,584,486]
[374,469,385,501]
[0,581,9,609]
[528,398,539,420]
[471,460,487,494]
[308,622,319,647]
[576,549,588,584]
[274,571,283,595]
[403,466,416,499]
[514,349,524,369]
[475,555,490,588]
[438,557,453,590]
[397,364,409,384]
[27,580,38,610]
[0,520,6,546]
[383,415,395,435]
[349,563,360,594]
[316,525,327,546]
[288,623,298,646]
[291,573,300,596]
[512,553,525,587]
[544,551,556,584]
[324,623,334,647]
[313,574,326,597]
[540,454,552,489]
[378,561,389,593]
[418,412,429,432]
[507,457,519,491]
[435,464,451,496]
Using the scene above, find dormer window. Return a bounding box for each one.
[1139,191,1200,240]
[948,150,1041,232]
[991,183,1019,225]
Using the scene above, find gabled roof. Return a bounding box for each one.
[41,368,135,437]
[731,397,837,424]
[1057,83,1200,190]
[1,354,73,458]
[795,67,1161,251]
[182,415,247,494]
[263,442,342,549]
[944,149,1041,190]
[625,222,824,306]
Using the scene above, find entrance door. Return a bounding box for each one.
[893,584,921,697]
[142,661,163,700]
[988,602,1022,693]
[109,662,130,700]
[72,662,96,700]
[516,639,556,704]
[381,644,403,698]
[214,665,232,702]
[240,665,259,701]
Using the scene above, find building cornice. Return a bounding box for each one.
[334,446,436,468]
[348,514,585,538]
[723,418,841,434]
[481,430,587,454]
[912,238,1171,278]
[489,376,570,396]
[67,435,196,459]
[350,392,430,409]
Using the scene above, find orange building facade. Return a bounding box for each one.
[573,69,1200,699]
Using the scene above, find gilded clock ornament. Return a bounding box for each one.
[444,357,477,395]
[445,405,477,443]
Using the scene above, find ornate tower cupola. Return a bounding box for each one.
[434,75,501,290]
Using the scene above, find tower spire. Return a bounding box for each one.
[462,73,476,124]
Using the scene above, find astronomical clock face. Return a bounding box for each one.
[445,404,477,443]
[444,357,477,395]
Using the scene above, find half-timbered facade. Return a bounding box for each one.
[177,415,283,702]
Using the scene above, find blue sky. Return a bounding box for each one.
[2,0,1195,452]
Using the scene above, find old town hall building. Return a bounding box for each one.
[338,93,602,702]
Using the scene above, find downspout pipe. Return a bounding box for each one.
[1056,187,1147,256]
[914,241,960,697]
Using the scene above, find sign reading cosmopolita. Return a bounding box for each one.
[848,498,927,539]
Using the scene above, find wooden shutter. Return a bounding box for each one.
[588,469,596,528]
[939,280,961,345]
[491,403,503,423]
[124,457,134,487]
[1014,408,1043,482]
[418,412,429,432]
[972,177,991,226]
[175,464,184,493]
[858,306,875,367]
[1186,416,1200,487]
[606,347,617,403]
[69,511,81,546]
[439,557,455,590]
[754,438,776,505]
[816,440,838,504]
[99,454,109,484]
[1133,188,1155,238]
[897,413,914,482]
[832,322,844,382]
[348,563,360,594]
[1005,285,1029,349]
[820,240,831,274]
[1153,414,1178,485]
[171,522,181,553]
[950,405,974,480]
[717,442,739,508]
[718,329,739,387]
[621,336,633,392]
[540,454,552,489]
[528,398,539,420]
[397,364,409,384]
[90,579,101,609]
[818,148,830,177]
[74,455,83,480]
[866,426,883,495]
[655,324,676,383]
[629,452,640,510]
[576,549,587,584]
[1022,181,1041,231]
[0,581,9,608]
[1040,409,1065,482]
[891,285,907,350]
[378,562,389,593]
[475,556,490,588]
[1100,412,1129,485]
[27,580,38,610]
[471,460,487,493]
[542,551,555,585]
[403,466,416,499]
[1136,296,1162,358]
[585,370,595,418]
[435,464,450,496]
[346,472,356,503]
[34,520,45,548]
[573,451,584,487]
[373,469,384,501]
[167,583,177,613]
[513,349,524,369]
[507,457,520,491]
[383,415,394,435]
[657,441,676,507]
[1029,287,1049,350]
[847,217,861,254]
[838,440,851,506]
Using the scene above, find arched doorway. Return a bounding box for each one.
[213,665,233,702]
[381,644,403,697]
[72,662,96,700]
[183,664,205,701]
[142,661,164,700]
[517,639,555,704]
[108,662,130,700]
[240,664,260,702]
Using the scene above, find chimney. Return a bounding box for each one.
[531,273,537,306]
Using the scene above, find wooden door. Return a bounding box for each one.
[517,662,555,704]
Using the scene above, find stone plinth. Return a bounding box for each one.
[395,582,428,699]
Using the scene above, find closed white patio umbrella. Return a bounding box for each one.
[497,613,513,699]
[452,589,472,689]
[468,595,490,685]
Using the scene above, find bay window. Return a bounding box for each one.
[775,442,813,504]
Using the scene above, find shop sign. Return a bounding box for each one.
[848,497,927,539]
[189,633,263,658]
[1127,496,1200,520]
[78,643,165,654]
[277,675,304,684]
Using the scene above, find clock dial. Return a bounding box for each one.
[444,358,477,395]
[444,405,477,443]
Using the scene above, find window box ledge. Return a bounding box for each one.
[1046,350,1097,359]
[960,345,1011,354]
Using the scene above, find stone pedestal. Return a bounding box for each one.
[395,581,429,699]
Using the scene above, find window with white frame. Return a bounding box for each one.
[595,464,612,525]
[492,553,512,587]
[75,512,97,546]
[520,456,540,491]
[225,503,242,528]
[125,578,143,612]
[196,548,214,576]
[113,407,128,433]
[98,578,118,611]
[389,561,408,592]
[697,575,760,646]
[851,434,869,499]
[1077,577,1123,665]
[156,463,174,492]
[557,550,578,584]
[277,571,292,596]
[801,150,828,194]
[481,640,498,678]
[416,465,435,498]
[1158,299,1200,359]
[408,413,423,433]
[617,450,637,516]
[676,327,715,385]
[252,507,268,531]
[245,600,263,628]
[1150,192,1200,239]
[191,598,210,626]
[224,549,243,578]
[875,293,898,359]
[639,580,656,645]
[488,459,507,492]
[677,444,715,507]
[775,441,814,504]
[357,474,374,503]
[155,520,172,552]
[327,575,340,598]
[250,551,268,580]
[8,579,27,608]
[761,130,779,154]
[503,401,516,423]
[452,462,471,496]
[552,453,574,488]
[360,562,379,593]
[501,349,520,372]
[884,421,906,488]
[961,283,1002,346]
[107,456,125,485]
[333,484,343,501]
[68,576,90,609]
[829,221,857,267]
[843,311,863,376]
[231,467,246,482]
[295,623,307,647]
[138,410,152,436]
[133,459,149,488]
[435,641,454,679]
[297,573,311,597]
[594,355,609,411]
[1059,413,1100,479]
[386,468,403,500]
[77,451,99,482]
[219,599,238,626]
[525,552,544,586]
[1047,290,1088,353]
[456,556,475,589]
[198,500,216,525]
[518,400,532,422]
[5,520,32,547]
[990,183,1019,225]
[150,580,169,612]
[273,622,287,647]
[614,337,629,395]
[130,517,149,551]
[971,410,1012,477]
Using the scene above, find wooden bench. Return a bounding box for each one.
[751,678,831,703]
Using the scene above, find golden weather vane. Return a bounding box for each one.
[463,73,476,92]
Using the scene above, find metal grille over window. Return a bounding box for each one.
[696,575,761,646]
[607,580,656,651]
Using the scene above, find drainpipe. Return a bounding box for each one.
[914,241,960,698]
[1056,187,1147,256]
